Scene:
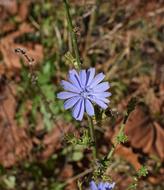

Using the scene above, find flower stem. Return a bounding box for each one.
[63,0,81,69]
[88,116,98,160]
[107,123,125,160]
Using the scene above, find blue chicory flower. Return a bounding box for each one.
[57,68,111,121]
[90,180,115,190]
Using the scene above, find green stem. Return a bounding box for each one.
[88,116,97,160]
[63,0,81,69]
[107,123,125,160]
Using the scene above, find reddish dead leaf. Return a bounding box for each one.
[0,124,32,168]
[0,0,17,17]
[0,0,32,34]
[18,1,31,21]
[0,0,17,34]
[0,84,32,168]
[0,22,16,35]
[154,122,164,160]
[0,23,43,70]
[125,104,164,160]
[115,145,141,170]
[145,89,161,114]
[0,82,16,122]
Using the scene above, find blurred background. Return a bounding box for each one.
[0,0,164,190]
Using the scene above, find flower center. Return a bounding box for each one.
[80,87,91,98]
[80,91,88,98]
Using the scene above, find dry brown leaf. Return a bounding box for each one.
[0,84,32,167]
[0,0,17,17]
[0,0,17,34]
[0,124,32,167]
[0,22,16,34]
[0,0,32,34]
[115,145,141,170]
[0,23,43,70]
[0,83,16,121]
[154,122,164,160]
[18,0,31,21]
[125,104,164,160]
[145,89,161,114]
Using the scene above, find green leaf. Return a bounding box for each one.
[137,166,148,178]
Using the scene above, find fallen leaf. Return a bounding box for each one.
[0,124,32,168]
[0,82,16,122]
[0,83,32,168]
[0,23,43,70]
[125,104,164,160]
[0,0,17,17]
[115,145,141,170]
[145,89,161,114]
[154,122,164,160]
[18,0,31,21]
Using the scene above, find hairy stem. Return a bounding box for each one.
[63,0,81,69]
